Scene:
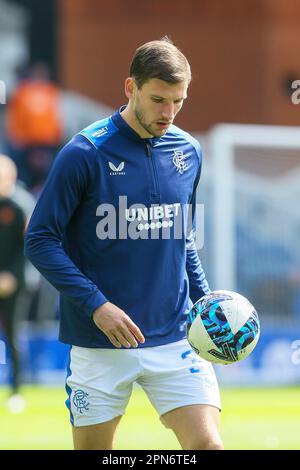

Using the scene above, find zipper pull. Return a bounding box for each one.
[146,141,152,157]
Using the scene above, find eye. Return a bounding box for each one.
[152,97,163,103]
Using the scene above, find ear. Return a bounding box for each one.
[124,77,136,100]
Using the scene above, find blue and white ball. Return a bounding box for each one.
[186,290,260,365]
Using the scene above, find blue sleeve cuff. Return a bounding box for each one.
[83,291,109,319]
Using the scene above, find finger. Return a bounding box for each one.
[125,318,145,344]
[106,333,122,349]
[114,331,131,349]
[119,327,138,348]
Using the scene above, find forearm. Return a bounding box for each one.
[25,234,108,317]
[186,243,211,304]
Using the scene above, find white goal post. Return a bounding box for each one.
[208,124,300,291]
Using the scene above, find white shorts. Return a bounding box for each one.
[65,339,221,427]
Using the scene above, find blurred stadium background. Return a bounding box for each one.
[0,0,299,449]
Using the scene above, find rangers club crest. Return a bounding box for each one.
[172,150,189,174]
[73,390,90,414]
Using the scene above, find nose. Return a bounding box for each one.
[161,103,174,122]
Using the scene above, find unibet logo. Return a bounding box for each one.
[95,196,205,248]
[125,203,180,231]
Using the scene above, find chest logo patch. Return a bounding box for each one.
[109,161,125,175]
[172,150,189,175]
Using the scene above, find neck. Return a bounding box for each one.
[120,104,153,139]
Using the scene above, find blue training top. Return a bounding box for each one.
[24,107,210,348]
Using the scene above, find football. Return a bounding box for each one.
[186,290,260,365]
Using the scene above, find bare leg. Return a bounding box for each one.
[72,415,122,450]
[162,404,224,450]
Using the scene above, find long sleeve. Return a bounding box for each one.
[186,145,211,305]
[24,138,108,318]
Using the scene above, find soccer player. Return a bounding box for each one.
[0,155,26,412]
[25,37,223,450]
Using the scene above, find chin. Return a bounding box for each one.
[153,128,168,137]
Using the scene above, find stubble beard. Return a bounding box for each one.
[134,106,156,137]
[133,102,168,138]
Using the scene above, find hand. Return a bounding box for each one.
[0,272,18,298]
[92,302,145,349]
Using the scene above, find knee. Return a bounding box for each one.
[186,436,224,451]
[203,439,224,450]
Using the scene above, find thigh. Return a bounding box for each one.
[66,346,138,429]
[72,415,122,450]
[138,339,221,418]
[162,404,223,450]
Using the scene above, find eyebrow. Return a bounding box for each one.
[150,95,186,101]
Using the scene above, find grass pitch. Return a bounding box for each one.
[0,385,299,450]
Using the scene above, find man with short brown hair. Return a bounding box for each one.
[25,37,223,450]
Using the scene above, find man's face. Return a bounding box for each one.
[130,78,188,138]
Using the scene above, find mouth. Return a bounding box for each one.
[156,121,171,129]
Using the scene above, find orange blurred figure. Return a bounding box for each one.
[4,63,63,194]
[5,80,62,148]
